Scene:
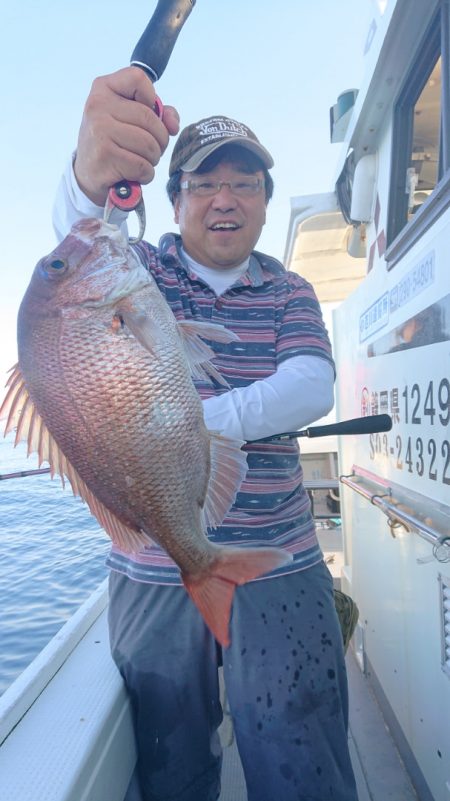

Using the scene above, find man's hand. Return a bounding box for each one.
[74,66,180,206]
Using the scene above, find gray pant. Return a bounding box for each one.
[108,562,358,801]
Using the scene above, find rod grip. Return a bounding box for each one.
[305,414,393,438]
[130,0,196,82]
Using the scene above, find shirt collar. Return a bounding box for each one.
[158,233,286,288]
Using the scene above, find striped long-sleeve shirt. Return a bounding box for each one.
[107,233,335,585]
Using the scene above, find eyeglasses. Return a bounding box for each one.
[180,178,264,197]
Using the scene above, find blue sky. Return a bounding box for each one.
[1,0,372,391]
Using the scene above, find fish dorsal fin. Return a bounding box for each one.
[1,364,152,553]
[177,320,239,387]
[201,431,248,531]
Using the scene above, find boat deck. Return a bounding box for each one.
[0,524,421,801]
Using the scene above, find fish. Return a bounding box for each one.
[1,218,292,646]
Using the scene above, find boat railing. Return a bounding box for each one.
[340,464,450,563]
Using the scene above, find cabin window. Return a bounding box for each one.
[408,57,441,215]
[386,3,450,264]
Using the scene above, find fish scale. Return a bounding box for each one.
[1,218,292,646]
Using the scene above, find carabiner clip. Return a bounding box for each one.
[103,95,163,244]
[104,180,146,244]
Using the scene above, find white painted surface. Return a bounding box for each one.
[0,587,136,801]
[333,79,450,801]
[0,580,109,746]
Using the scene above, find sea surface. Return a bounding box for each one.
[0,433,110,696]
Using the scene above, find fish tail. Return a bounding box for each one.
[183,547,292,647]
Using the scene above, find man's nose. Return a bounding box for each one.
[211,183,237,209]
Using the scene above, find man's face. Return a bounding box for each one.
[173,158,267,270]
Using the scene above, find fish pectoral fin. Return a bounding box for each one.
[183,547,292,647]
[201,432,248,530]
[117,306,160,355]
[177,320,239,387]
[0,365,152,554]
[177,319,239,345]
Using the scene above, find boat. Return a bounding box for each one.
[0,530,419,801]
[285,0,450,799]
[1,0,449,798]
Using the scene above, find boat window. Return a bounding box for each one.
[407,57,441,217]
[386,4,450,262]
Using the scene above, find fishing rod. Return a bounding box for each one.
[249,413,392,443]
[0,467,51,481]
[0,415,392,480]
[130,0,196,83]
[105,0,196,241]
[2,2,197,481]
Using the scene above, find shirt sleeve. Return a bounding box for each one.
[276,274,335,369]
[52,154,129,242]
[202,355,335,441]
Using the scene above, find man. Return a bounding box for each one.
[54,67,358,801]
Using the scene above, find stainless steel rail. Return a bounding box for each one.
[340,465,450,561]
[303,479,339,491]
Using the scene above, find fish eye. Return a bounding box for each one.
[49,258,66,270]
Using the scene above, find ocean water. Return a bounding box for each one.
[0,433,110,696]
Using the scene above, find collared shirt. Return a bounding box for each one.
[106,233,334,585]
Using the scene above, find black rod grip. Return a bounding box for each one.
[130,0,196,82]
[303,414,392,438]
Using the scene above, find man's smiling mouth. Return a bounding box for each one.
[210,222,240,231]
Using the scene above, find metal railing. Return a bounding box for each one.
[340,465,450,563]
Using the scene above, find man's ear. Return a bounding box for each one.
[173,195,180,224]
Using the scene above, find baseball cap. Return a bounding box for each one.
[169,115,274,176]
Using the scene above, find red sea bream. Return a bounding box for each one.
[1,219,291,645]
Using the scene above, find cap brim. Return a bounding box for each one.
[180,138,274,172]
